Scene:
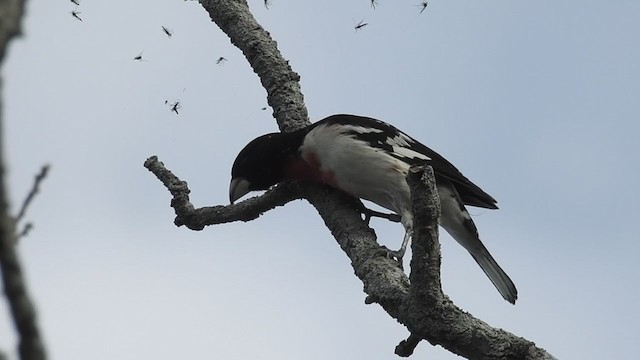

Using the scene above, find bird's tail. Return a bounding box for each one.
[439,185,518,304]
[469,244,518,304]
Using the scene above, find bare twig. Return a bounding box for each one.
[0,1,48,358]
[16,222,32,240]
[15,165,49,225]
[0,181,47,360]
[144,156,306,229]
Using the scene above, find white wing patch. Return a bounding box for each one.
[386,133,431,161]
[339,124,385,135]
[301,123,413,215]
[385,133,413,147]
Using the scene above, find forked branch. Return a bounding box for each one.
[1,1,48,359]
[146,1,556,358]
[145,157,555,359]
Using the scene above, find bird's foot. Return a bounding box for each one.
[377,246,405,268]
[360,207,401,225]
[377,230,412,268]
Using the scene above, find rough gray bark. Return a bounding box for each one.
[0,1,48,359]
[145,1,558,358]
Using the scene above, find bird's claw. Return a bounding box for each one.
[360,207,401,225]
[377,246,405,268]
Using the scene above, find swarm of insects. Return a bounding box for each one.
[69,0,82,21]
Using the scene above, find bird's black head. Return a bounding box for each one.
[229,131,305,203]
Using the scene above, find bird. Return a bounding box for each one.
[229,114,517,304]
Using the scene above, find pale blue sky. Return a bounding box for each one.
[2,0,639,359]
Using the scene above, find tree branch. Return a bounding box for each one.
[395,166,556,360]
[0,0,48,359]
[0,0,27,63]
[13,165,49,242]
[145,159,556,359]
[144,155,306,229]
[145,1,558,358]
[0,221,46,360]
[15,165,49,226]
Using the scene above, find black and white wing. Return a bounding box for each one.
[314,114,498,209]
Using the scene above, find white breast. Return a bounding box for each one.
[300,123,413,225]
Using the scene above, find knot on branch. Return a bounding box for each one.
[395,334,422,357]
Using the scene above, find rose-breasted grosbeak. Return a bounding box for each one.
[229,114,517,304]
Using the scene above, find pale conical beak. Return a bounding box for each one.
[229,178,251,204]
